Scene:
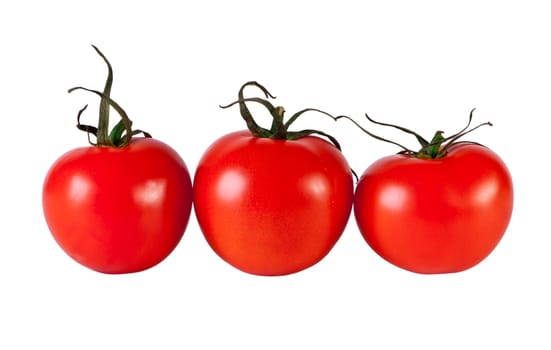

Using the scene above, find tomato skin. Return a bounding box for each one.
[42,138,193,274]
[193,130,354,276]
[354,143,514,274]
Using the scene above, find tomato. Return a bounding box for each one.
[193,82,354,276]
[43,138,193,274]
[346,112,514,274]
[42,46,192,274]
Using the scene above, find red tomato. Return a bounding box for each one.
[43,45,192,274]
[354,143,513,274]
[43,138,193,274]
[194,130,354,276]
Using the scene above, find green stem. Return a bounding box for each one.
[69,45,150,147]
[335,114,413,154]
[220,81,344,150]
[364,113,429,147]
[338,109,492,159]
[91,45,113,146]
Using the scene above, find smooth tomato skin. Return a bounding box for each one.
[193,130,354,276]
[354,144,514,274]
[42,138,193,274]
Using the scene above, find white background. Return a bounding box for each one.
[1,1,549,349]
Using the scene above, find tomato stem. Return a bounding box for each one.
[337,108,492,159]
[94,45,113,146]
[335,114,414,154]
[220,81,344,150]
[68,45,151,147]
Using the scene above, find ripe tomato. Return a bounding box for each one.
[43,138,193,274]
[42,46,193,274]
[193,82,354,276]
[347,112,514,274]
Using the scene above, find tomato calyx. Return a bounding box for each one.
[337,108,492,159]
[68,45,151,147]
[220,81,344,151]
